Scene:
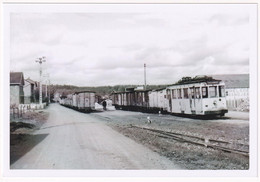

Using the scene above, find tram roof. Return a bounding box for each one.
[168,76,222,87]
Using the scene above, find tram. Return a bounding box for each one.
[166,76,228,116]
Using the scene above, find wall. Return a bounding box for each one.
[24,82,32,104]
[225,88,249,111]
[10,85,24,107]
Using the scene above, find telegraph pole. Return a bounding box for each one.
[144,63,147,90]
[48,79,51,103]
[43,73,50,104]
[35,56,46,105]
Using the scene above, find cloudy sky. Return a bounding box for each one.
[9,4,253,86]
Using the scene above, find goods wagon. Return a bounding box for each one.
[60,91,96,113]
[148,88,169,113]
[111,88,150,112]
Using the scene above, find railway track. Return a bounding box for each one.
[130,125,249,157]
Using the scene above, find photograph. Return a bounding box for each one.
[2,2,258,178]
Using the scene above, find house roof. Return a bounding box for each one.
[25,78,37,85]
[10,72,24,85]
[211,74,249,88]
[74,90,96,94]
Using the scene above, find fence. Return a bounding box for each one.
[10,103,47,120]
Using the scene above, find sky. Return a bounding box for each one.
[9,4,253,86]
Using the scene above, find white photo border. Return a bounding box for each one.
[0,2,258,181]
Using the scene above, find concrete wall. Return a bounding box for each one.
[24,82,32,104]
[24,82,32,97]
[226,88,249,111]
[10,85,24,107]
[23,81,37,104]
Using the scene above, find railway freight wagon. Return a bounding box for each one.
[60,91,96,113]
[166,76,228,116]
[111,89,150,112]
[74,91,95,112]
[148,88,169,113]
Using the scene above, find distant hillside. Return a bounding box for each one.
[211,74,249,88]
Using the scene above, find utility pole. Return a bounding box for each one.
[43,73,51,104]
[43,73,50,98]
[35,56,46,105]
[144,63,147,90]
[45,80,48,97]
[48,79,51,103]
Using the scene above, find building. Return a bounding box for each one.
[10,72,25,107]
[23,78,38,104]
[212,74,249,111]
[53,92,61,102]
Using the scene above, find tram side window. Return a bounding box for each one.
[195,87,201,99]
[167,90,171,99]
[219,86,225,97]
[190,88,195,99]
[209,86,217,98]
[202,87,208,98]
[183,88,189,99]
[177,89,182,99]
[172,89,177,99]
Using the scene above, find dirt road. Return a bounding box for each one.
[11,104,180,169]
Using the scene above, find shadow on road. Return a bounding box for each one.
[10,133,48,165]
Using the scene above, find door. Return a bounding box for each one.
[195,87,202,113]
[189,87,196,114]
[166,89,172,112]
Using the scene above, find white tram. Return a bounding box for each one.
[166,76,228,116]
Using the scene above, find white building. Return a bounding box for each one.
[10,72,25,107]
[23,78,37,104]
[212,74,249,111]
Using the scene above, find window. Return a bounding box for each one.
[183,88,189,99]
[172,89,177,99]
[195,87,201,99]
[190,88,195,99]
[167,90,171,99]
[202,87,208,98]
[209,86,217,98]
[177,89,182,99]
[219,86,225,97]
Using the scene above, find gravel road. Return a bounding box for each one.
[11,103,180,169]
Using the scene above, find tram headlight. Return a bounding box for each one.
[213,100,217,106]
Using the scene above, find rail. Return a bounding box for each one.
[130,125,249,157]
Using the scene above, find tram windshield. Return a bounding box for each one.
[209,86,217,98]
[219,86,225,97]
[183,88,189,98]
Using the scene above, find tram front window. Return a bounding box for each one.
[219,86,225,97]
[177,89,182,99]
[190,88,195,99]
[209,86,217,98]
[183,88,189,98]
[172,89,177,99]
